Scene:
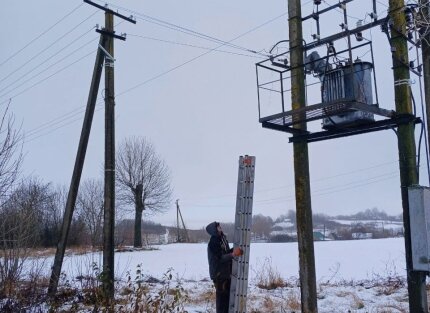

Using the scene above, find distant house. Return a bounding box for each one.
[313,231,325,241]
[269,219,296,242]
[352,232,373,240]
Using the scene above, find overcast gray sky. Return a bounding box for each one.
[1,0,428,229]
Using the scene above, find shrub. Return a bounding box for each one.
[118,265,189,313]
[254,258,285,290]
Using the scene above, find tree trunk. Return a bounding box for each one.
[133,184,144,248]
[134,208,143,248]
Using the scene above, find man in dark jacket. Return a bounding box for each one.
[206,221,243,313]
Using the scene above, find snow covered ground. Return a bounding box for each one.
[47,237,418,312]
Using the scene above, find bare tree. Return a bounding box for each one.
[0,206,35,297]
[76,179,104,248]
[252,214,273,239]
[0,102,23,202]
[116,137,172,248]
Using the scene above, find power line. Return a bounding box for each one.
[127,34,264,59]
[0,10,99,86]
[92,0,275,57]
[0,27,97,95]
[25,106,103,144]
[0,49,97,107]
[185,172,399,208]
[0,39,98,101]
[0,20,122,106]
[181,169,400,206]
[18,10,301,143]
[0,3,84,68]
[116,11,292,98]
[180,159,400,202]
[254,171,399,204]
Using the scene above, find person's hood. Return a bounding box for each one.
[206,221,218,236]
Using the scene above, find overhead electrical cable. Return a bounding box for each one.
[0,39,98,101]
[0,10,99,86]
[0,27,97,95]
[25,107,103,144]
[116,10,291,98]
[0,49,96,107]
[21,9,299,142]
[0,3,84,68]
[91,0,294,57]
[0,21,122,107]
[183,172,399,208]
[254,172,399,204]
[180,159,400,202]
[127,34,264,59]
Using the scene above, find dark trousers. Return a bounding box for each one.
[214,279,231,313]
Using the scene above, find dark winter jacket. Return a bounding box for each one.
[206,222,233,281]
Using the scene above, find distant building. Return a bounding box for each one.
[352,232,373,240]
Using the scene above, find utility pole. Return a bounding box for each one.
[176,199,181,242]
[389,0,428,311]
[48,35,106,297]
[103,10,115,300]
[420,0,430,152]
[176,199,190,243]
[287,1,318,312]
[48,0,135,300]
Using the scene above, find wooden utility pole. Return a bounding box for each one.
[48,0,135,300]
[288,1,318,312]
[48,35,106,296]
[420,0,430,152]
[389,0,428,311]
[103,10,116,300]
[176,199,181,242]
[176,200,190,242]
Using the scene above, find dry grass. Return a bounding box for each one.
[285,290,301,311]
[16,246,98,258]
[254,257,285,290]
[375,302,408,313]
[334,290,364,309]
[375,276,405,296]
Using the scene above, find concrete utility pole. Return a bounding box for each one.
[389,0,428,312]
[420,0,430,152]
[287,1,318,312]
[48,35,106,297]
[103,11,116,300]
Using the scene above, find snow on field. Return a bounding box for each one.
[59,238,406,283]
[48,238,413,312]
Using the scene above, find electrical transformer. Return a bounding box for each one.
[321,60,375,129]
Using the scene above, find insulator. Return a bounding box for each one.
[314,0,322,5]
[355,20,364,41]
[369,12,378,20]
[404,7,414,26]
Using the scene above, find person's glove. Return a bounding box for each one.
[232,247,244,257]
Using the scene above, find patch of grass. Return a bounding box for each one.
[254,257,285,290]
[285,291,301,311]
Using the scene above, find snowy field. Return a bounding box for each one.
[60,238,406,283]
[45,237,418,312]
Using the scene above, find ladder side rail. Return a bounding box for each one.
[229,156,246,312]
[235,161,247,312]
[239,159,254,312]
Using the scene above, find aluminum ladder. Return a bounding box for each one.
[229,155,256,313]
